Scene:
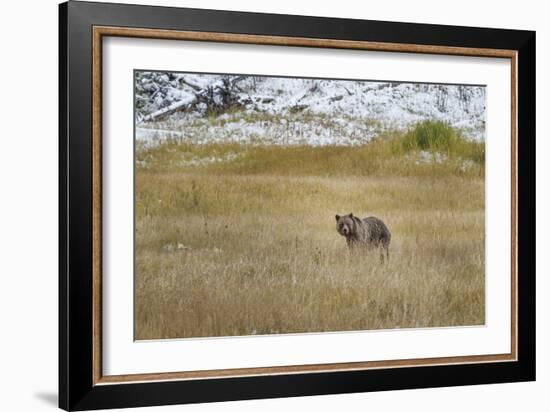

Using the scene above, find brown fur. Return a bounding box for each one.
[335,213,391,262]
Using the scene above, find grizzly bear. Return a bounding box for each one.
[335,213,391,262]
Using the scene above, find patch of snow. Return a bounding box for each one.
[136,73,486,147]
[163,243,192,252]
[414,150,448,164]
[459,159,476,172]
[177,152,242,167]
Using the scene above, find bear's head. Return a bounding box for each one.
[335,213,355,237]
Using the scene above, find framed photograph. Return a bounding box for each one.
[59,1,535,410]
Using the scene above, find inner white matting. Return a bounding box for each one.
[102,36,512,376]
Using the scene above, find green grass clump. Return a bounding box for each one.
[395,120,485,164]
[402,120,459,152]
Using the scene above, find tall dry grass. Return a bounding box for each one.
[135,128,485,339]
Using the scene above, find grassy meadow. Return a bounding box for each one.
[135,121,485,340]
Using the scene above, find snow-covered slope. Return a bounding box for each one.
[136,73,486,146]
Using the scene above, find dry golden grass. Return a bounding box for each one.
[135,140,485,339]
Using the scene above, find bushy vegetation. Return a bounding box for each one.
[402,120,460,151]
[397,120,485,164]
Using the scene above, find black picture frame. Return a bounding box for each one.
[59,1,536,410]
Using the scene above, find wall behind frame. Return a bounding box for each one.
[0,0,546,412]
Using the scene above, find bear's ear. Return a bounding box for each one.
[349,213,353,218]
[335,214,340,221]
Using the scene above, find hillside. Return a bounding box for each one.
[135,72,486,146]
